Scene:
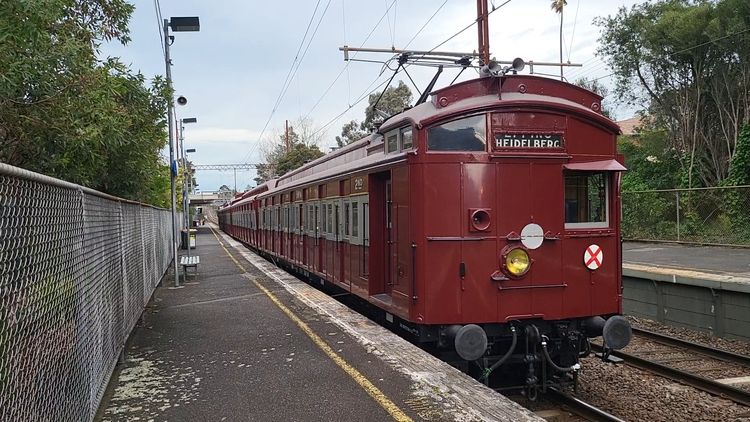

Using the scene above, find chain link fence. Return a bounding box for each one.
[0,163,177,421]
[622,185,750,246]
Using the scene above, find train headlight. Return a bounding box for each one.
[502,247,531,277]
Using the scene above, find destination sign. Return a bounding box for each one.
[495,133,563,149]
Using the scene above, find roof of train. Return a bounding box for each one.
[223,75,618,209]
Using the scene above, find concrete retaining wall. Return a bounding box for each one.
[623,264,750,342]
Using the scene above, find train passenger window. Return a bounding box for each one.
[344,202,350,237]
[308,205,314,232]
[427,115,486,151]
[321,203,326,233]
[400,128,413,150]
[386,132,398,153]
[327,204,333,236]
[352,202,359,237]
[299,206,302,232]
[363,202,369,247]
[564,172,609,228]
[335,204,340,237]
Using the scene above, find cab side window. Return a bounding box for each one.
[564,172,609,228]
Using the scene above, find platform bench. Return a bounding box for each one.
[180,255,200,279]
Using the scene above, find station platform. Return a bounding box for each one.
[623,241,750,278]
[96,226,540,422]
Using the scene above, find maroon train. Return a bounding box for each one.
[219,74,632,394]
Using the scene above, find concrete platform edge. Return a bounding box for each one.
[214,227,543,422]
[623,263,750,294]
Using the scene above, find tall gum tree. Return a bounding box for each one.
[595,0,750,187]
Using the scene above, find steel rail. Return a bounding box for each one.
[633,327,750,367]
[547,387,625,422]
[591,343,750,407]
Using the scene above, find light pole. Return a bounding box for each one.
[180,117,197,230]
[164,16,199,288]
[184,147,196,260]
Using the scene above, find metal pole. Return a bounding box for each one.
[182,122,191,260]
[234,168,237,193]
[476,0,490,65]
[164,18,180,288]
[675,191,680,242]
[180,120,188,230]
[559,5,564,80]
[285,119,289,153]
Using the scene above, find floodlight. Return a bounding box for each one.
[170,17,200,32]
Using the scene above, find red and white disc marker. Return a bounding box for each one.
[584,244,603,270]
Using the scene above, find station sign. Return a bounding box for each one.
[494,133,564,150]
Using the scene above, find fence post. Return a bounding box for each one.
[675,190,681,242]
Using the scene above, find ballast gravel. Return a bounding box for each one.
[575,356,750,421]
[629,316,750,357]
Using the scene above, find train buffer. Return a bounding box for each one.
[179,254,200,279]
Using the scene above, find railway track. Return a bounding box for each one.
[546,388,625,422]
[591,328,750,407]
[631,327,750,367]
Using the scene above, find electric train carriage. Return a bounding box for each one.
[218,74,633,396]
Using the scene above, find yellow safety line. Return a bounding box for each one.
[208,228,412,422]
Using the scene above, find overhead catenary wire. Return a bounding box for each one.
[403,0,449,50]
[310,73,397,140]
[301,0,398,120]
[384,0,394,47]
[307,0,512,143]
[418,0,512,59]
[301,0,451,142]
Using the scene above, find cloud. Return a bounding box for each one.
[186,127,261,144]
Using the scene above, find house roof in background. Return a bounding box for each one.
[617,116,643,136]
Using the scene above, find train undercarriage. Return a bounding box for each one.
[257,245,632,399]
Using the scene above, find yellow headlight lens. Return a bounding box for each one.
[505,248,530,277]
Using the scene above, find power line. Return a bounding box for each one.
[671,27,750,55]
[266,0,334,130]
[153,0,165,56]
[572,27,750,83]
[244,0,324,163]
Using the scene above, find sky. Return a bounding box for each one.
[104,0,640,192]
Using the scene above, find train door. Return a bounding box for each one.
[326,201,334,277]
[496,162,565,319]
[385,180,394,296]
[287,205,293,261]
[298,203,304,264]
[314,203,321,272]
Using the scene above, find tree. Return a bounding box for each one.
[0,0,172,206]
[361,80,413,132]
[335,120,368,147]
[254,117,325,185]
[550,0,567,80]
[595,0,750,187]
